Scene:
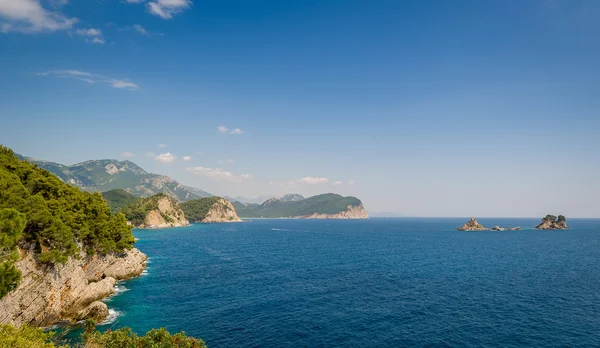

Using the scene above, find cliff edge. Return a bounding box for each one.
[0,247,147,327]
[122,193,190,228]
[181,197,242,222]
[295,203,368,219]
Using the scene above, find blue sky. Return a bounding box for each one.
[1,0,599,217]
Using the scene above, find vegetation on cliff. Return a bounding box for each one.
[0,146,135,299]
[120,193,188,227]
[233,193,363,218]
[120,193,167,226]
[180,197,240,222]
[0,323,206,348]
[101,189,139,213]
[180,197,221,221]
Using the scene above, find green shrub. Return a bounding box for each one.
[0,324,63,348]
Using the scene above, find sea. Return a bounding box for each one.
[86,218,600,347]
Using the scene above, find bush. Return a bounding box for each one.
[0,324,63,348]
[84,327,207,348]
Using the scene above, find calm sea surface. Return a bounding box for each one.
[98,218,600,347]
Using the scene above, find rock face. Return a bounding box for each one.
[295,203,369,219]
[535,215,568,230]
[0,248,147,327]
[457,217,489,231]
[140,195,189,228]
[201,198,242,223]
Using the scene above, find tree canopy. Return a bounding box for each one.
[0,146,136,298]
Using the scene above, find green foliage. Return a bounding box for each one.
[233,193,363,218]
[120,193,169,226]
[0,323,63,348]
[101,189,139,213]
[0,146,135,289]
[0,324,206,348]
[543,215,557,222]
[84,327,207,348]
[0,208,26,297]
[180,197,221,222]
[557,215,566,223]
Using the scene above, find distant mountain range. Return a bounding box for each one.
[226,193,305,205]
[16,154,212,202]
[233,193,368,219]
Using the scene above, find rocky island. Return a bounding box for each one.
[0,146,146,327]
[457,217,520,231]
[535,214,568,230]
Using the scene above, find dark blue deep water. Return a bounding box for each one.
[101,218,600,347]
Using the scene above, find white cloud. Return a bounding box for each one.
[299,177,329,184]
[76,28,101,37]
[36,70,139,90]
[121,151,135,157]
[147,0,191,19]
[0,0,78,33]
[183,155,191,161]
[217,126,229,133]
[90,37,105,44]
[186,166,250,183]
[219,159,234,164]
[126,0,145,3]
[334,180,342,185]
[230,128,244,135]
[158,144,166,148]
[132,24,149,36]
[155,152,176,164]
[348,180,356,184]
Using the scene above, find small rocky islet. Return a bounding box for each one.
[457,215,568,231]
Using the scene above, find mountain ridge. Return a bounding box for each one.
[16,154,212,202]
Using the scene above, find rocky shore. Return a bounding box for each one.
[0,247,147,327]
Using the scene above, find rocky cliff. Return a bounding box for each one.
[0,247,147,327]
[123,194,190,228]
[201,198,242,222]
[535,214,568,230]
[295,203,369,219]
[180,197,242,222]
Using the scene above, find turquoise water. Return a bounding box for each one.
[100,218,600,347]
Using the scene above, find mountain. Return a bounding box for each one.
[226,195,276,204]
[121,193,189,228]
[16,154,212,202]
[181,197,241,223]
[280,193,305,202]
[233,193,368,219]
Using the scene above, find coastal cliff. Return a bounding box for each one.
[295,203,369,219]
[0,247,147,327]
[181,197,242,222]
[535,215,568,230]
[122,193,190,228]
